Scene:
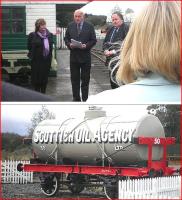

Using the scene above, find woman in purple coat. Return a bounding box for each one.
[28,18,53,93]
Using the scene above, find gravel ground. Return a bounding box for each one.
[2,183,106,199]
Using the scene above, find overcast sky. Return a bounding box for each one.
[81,1,149,17]
[2,103,148,135]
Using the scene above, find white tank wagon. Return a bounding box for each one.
[18,108,181,198]
[32,114,165,166]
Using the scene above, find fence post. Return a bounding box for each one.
[118,176,181,199]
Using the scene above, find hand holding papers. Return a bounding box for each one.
[71,39,82,48]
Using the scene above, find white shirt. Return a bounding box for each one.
[87,73,180,104]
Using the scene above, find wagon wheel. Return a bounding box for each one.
[67,174,85,194]
[40,174,60,197]
[68,182,85,194]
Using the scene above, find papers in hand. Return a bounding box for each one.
[71,39,82,48]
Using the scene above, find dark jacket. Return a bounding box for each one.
[27,30,53,85]
[64,21,97,63]
[103,23,129,51]
[103,23,129,67]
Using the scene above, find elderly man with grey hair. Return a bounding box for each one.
[64,10,97,102]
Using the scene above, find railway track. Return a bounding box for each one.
[91,48,105,63]
[90,48,111,92]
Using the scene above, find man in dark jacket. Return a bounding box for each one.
[103,12,129,89]
[64,10,97,101]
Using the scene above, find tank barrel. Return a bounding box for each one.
[32,114,165,166]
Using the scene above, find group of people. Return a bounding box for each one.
[27,9,128,101]
[3,1,180,104]
[88,1,180,103]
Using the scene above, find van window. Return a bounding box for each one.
[2,7,25,34]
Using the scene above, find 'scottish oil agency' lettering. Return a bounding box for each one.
[33,127,135,144]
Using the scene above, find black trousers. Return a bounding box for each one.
[34,85,47,93]
[31,58,50,94]
[70,62,91,101]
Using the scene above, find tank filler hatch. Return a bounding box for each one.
[84,106,106,120]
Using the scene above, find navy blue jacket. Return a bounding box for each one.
[103,23,129,51]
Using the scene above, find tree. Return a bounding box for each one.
[147,105,180,142]
[2,132,29,160]
[57,11,73,27]
[2,132,24,152]
[85,14,107,27]
[125,8,134,14]
[28,105,56,136]
[125,8,134,23]
[111,4,123,14]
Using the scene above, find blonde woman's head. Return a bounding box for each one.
[116,1,181,84]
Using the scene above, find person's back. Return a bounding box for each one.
[87,73,180,104]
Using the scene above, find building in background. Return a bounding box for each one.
[2,1,89,81]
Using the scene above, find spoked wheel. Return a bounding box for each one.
[40,174,60,197]
[68,182,85,194]
[67,174,85,194]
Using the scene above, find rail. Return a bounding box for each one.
[91,48,105,63]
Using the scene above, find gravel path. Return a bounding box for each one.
[2,183,106,199]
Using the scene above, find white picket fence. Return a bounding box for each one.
[119,176,181,199]
[1,160,33,184]
[56,27,67,49]
[56,28,104,49]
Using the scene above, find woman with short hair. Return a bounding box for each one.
[28,18,53,93]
